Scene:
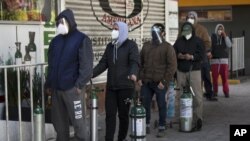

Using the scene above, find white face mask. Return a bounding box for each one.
[111,30,119,40]
[56,18,69,35]
[57,23,69,35]
[185,33,192,40]
[217,30,222,35]
[187,18,195,25]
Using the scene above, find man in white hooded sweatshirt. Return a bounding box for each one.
[210,24,232,98]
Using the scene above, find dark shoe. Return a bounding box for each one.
[191,119,202,132]
[203,92,207,97]
[117,139,128,141]
[225,93,230,98]
[146,126,150,134]
[214,93,218,97]
[156,129,166,138]
[207,97,218,101]
[196,119,202,131]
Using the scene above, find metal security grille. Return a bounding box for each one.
[230,37,245,71]
[65,0,166,84]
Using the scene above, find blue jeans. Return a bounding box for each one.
[140,82,167,127]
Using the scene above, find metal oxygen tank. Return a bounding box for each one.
[34,102,44,141]
[179,86,193,132]
[90,84,98,141]
[166,81,175,128]
[130,92,146,141]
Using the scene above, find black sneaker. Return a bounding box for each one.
[207,97,218,101]
[191,119,202,132]
[214,93,218,97]
[225,93,230,98]
[196,119,202,131]
[117,139,128,141]
[203,92,207,97]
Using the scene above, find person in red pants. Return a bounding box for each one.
[210,24,232,98]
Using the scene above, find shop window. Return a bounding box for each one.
[179,6,232,22]
[0,0,56,22]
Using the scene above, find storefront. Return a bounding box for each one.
[0,0,56,64]
[0,0,179,112]
[62,0,179,112]
[0,1,179,140]
[178,0,250,75]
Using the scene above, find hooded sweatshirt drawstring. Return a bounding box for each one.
[217,36,223,45]
[113,41,118,64]
[112,22,129,64]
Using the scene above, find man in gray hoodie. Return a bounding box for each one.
[210,24,232,98]
[93,22,140,141]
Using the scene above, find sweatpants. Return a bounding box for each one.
[211,64,229,95]
[51,87,86,141]
[105,88,134,141]
[176,70,203,124]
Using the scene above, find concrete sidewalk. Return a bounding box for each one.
[96,77,250,141]
[46,77,250,141]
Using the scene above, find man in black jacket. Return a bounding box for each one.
[174,22,205,131]
[186,11,217,101]
[92,22,140,141]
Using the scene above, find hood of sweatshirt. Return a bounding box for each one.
[114,22,128,47]
[215,24,225,34]
[186,11,198,25]
[56,9,77,33]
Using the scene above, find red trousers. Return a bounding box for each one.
[211,64,229,95]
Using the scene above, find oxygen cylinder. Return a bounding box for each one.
[34,104,43,141]
[90,87,98,141]
[166,81,175,128]
[167,82,175,117]
[130,98,146,141]
[179,87,193,132]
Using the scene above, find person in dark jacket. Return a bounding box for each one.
[186,11,217,101]
[174,22,205,131]
[138,23,177,137]
[92,22,140,141]
[45,9,93,141]
[210,24,232,98]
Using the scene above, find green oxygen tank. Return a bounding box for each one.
[24,46,31,65]
[130,93,146,141]
[180,86,193,132]
[15,42,22,65]
[34,102,43,141]
[28,31,37,64]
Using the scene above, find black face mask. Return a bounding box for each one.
[151,26,162,44]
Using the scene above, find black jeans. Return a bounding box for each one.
[201,61,214,98]
[105,88,134,141]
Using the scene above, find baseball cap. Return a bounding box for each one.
[181,24,192,36]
